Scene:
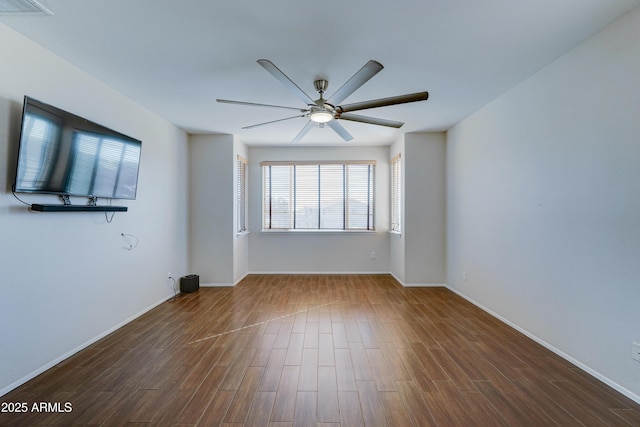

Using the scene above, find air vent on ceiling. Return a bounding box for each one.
[0,0,52,15]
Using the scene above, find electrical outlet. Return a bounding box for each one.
[370,252,376,259]
[168,272,172,279]
[462,271,467,281]
[633,342,640,362]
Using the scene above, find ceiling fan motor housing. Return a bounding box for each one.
[314,79,329,94]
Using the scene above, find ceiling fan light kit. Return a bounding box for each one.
[309,108,333,123]
[217,59,429,143]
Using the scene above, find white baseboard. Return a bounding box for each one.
[444,285,640,405]
[200,272,389,288]
[188,272,249,288]
[0,292,174,398]
[200,282,234,287]
[403,282,446,287]
[248,271,390,275]
[388,272,446,288]
[235,272,249,285]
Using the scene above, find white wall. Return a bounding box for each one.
[248,145,390,273]
[188,134,235,285]
[0,24,189,396]
[404,133,446,285]
[446,7,640,400]
[389,133,446,286]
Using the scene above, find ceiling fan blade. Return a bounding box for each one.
[257,59,316,105]
[337,91,429,113]
[217,98,307,112]
[338,113,404,128]
[328,60,384,105]
[242,114,307,130]
[291,121,315,144]
[327,120,354,142]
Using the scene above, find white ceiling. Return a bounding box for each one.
[2,0,639,146]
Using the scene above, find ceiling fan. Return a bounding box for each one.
[217,59,429,143]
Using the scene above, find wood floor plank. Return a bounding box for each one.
[408,342,449,381]
[283,333,304,365]
[422,388,464,427]
[331,322,349,349]
[293,391,317,426]
[176,388,217,424]
[379,391,413,427]
[1,274,638,427]
[198,365,231,395]
[395,380,437,426]
[349,341,374,382]
[338,391,365,427]
[270,365,299,422]
[395,347,437,393]
[219,346,257,391]
[258,348,287,392]
[367,347,397,391]
[334,348,358,391]
[179,345,225,390]
[224,366,265,424]
[462,390,513,427]
[550,380,635,425]
[197,389,236,427]
[303,321,319,349]
[317,366,339,423]
[474,380,532,426]
[429,348,478,392]
[245,391,276,427]
[318,309,333,334]
[612,408,640,425]
[292,312,307,334]
[298,348,319,391]
[357,321,379,348]
[344,318,363,343]
[318,333,335,366]
[357,380,389,427]
[273,321,294,349]
[512,380,583,426]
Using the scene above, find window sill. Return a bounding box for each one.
[261,229,377,234]
[388,230,402,236]
[236,231,250,237]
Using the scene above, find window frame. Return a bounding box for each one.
[236,154,248,234]
[390,153,401,234]
[261,160,376,232]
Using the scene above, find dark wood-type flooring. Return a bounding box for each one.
[1,274,639,426]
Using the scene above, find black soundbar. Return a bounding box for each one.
[30,204,128,212]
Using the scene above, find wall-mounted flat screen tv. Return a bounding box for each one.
[13,96,142,200]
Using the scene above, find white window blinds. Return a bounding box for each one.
[262,160,375,231]
[391,154,401,233]
[237,155,248,233]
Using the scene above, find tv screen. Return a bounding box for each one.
[14,96,142,200]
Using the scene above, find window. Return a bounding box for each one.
[236,155,248,233]
[261,160,375,231]
[390,153,401,233]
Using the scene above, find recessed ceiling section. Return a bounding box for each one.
[0,0,52,15]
